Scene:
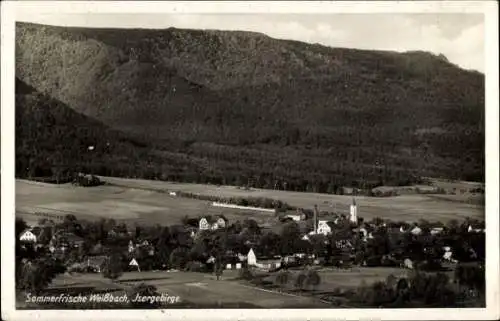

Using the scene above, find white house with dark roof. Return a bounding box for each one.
[410,226,422,235]
[285,214,302,221]
[199,215,227,230]
[312,220,336,236]
[468,225,484,233]
[199,217,211,230]
[431,227,444,235]
[19,229,37,243]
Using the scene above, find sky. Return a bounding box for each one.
[16,12,485,72]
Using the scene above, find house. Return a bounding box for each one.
[247,248,257,266]
[86,255,108,273]
[199,215,228,230]
[342,187,363,195]
[314,221,336,236]
[431,227,444,235]
[107,227,129,239]
[410,226,422,235]
[443,250,457,263]
[128,240,135,253]
[129,258,141,271]
[335,239,353,250]
[468,225,483,233]
[237,253,247,262]
[54,232,85,248]
[19,229,37,243]
[403,258,414,269]
[286,214,301,222]
[199,217,211,230]
[297,221,311,235]
[187,228,196,238]
[215,215,227,228]
[169,191,177,196]
[353,226,369,241]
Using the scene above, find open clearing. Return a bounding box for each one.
[34,270,329,308]
[97,176,484,222]
[15,180,277,226]
[21,267,421,308]
[259,266,414,293]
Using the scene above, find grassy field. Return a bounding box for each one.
[20,267,416,308]
[98,176,484,222]
[15,177,485,226]
[18,270,329,308]
[15,179,277,227]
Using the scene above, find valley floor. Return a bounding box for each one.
[15,177,485,226]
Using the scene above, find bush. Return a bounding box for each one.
[72,174,103,187]
[274,271,291,287]
[294,272,307,290]
[186,261,206,272]
[305,270,321,290]
[101,254,123,281]
[455,262,485,292]
[238,267,254,281]
[351,272,457,308]
[169,247,190,270]
[127,283,161,308]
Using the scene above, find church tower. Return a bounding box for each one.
[349,197,358,224]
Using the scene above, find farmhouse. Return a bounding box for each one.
[107,227,130,238]
[410,226,422,235]
[247,249,283,270]
[199,215,228,230]
[19,229,38,243]
[285,214,301,221]
[353,226,370,241]
[86,255,107,273]
[468,225,484,233]
[53,232,85,248]
[403,258,414,269]
[313,220,336,236]
[128,240,135,253]
[431,227,444,235]
[247,248,257,266]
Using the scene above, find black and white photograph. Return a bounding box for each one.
[1,1,499,320]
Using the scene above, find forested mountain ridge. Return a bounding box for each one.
[15,22,485,190]
[15,78,208,180]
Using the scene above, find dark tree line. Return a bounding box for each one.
[15,75,483,194]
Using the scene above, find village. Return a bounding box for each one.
[16,188,486,308]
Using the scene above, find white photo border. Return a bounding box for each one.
[2,1,498,320]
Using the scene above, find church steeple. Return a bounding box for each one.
[349,197,358,224]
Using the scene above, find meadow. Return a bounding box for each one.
[15,180,277,227]
[15,177,484,226]
[26,267,433,308]
[100,176,484,222]
[20,270,329,308]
